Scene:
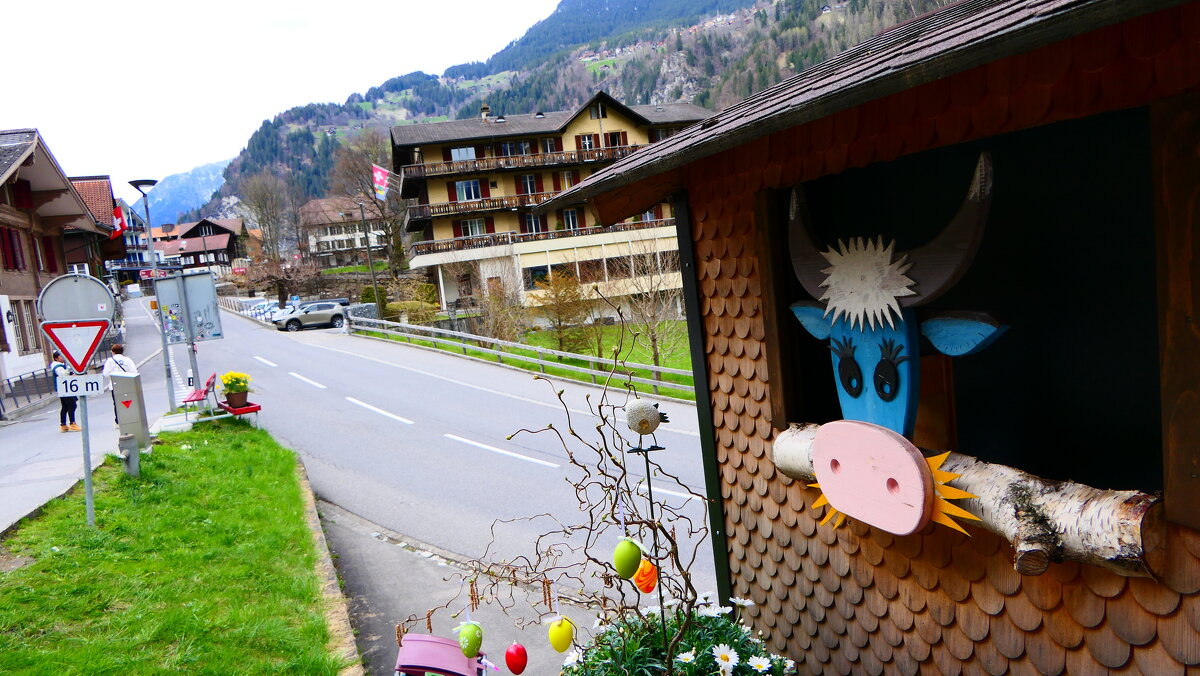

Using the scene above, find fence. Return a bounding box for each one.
[347,316,694,397]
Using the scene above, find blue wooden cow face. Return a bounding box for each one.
[788,153,1004,439]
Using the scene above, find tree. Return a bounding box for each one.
[534,269,594,353]
[474,263,531,343]
[330,127,411,276]
[238,170,290,262]
[244,258,323,307]
[622,237,687,382]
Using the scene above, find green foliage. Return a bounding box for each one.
[385,300,437,324]
[0,422,347,674]
[565,604,795,676]
[361,285,388,306]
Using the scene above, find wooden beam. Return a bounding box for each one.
[31,189,68,210]
[1152,91,1200,531]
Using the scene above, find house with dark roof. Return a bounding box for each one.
[152,217,246,276]
[545,1,1200,673]
[298,197,387,269]
[0,129,103,380]
[391,91,709,310]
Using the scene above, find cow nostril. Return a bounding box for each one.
[830,459,841,474]
[886,478,899,494]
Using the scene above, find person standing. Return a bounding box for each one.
[102,343,139,425]
[51,351,79,432]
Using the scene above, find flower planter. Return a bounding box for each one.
[224,391,249,408]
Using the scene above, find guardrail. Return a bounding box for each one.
[347,316,693,397]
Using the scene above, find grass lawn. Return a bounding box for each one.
[0,421,349,674]
[321,261,388,275]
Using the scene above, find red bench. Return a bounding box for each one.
[183,373,217,420]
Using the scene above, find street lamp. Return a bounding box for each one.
[357,197,384,321]
[129,179,175,410]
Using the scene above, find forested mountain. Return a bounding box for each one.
[192,0,948,222]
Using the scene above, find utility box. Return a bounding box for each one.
[112,373,150,451]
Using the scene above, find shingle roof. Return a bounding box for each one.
[391,91,710,147]
[155,233,231,254]
[0,129,37,181]
[299,197,366,227]
[546,0,1184,211]
[69,176,115,226]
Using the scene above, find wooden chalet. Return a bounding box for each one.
[548,0,1200,673]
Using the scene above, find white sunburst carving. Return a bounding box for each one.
[819,236,916,330]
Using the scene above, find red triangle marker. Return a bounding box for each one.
[41,320,110,373]
[122,400,133,408]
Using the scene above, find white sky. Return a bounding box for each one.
[4,0,560,206]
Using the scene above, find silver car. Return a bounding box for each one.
[274,302,345,331]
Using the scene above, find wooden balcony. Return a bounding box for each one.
[401,145,641,180]
[407,191,560,221]
[409,218,676,257]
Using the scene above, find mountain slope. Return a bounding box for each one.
[135,159,231,227]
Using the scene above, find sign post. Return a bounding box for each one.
[37,274,117,528]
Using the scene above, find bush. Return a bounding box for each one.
[385,300,437,324]
[361,286,388,306]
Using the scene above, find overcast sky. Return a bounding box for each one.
[4,0,560,205]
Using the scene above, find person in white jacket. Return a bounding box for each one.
[102,344,139,425]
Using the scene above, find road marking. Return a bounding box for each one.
[346,397,414,424]
[307,344,699,437]
[444,434,560,468]
[637,484,701,502]
[289,372,327,389]
[254,356,278,367]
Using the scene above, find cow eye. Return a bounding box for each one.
[874,339,909,402]
[831,337,863,398]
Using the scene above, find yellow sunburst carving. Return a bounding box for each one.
[809,452,982,535]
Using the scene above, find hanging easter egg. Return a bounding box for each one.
[633,559,658,593]
[457,621,483,658]
[505,642,528,674]
[613,538,642,579]
[547,616,575,652]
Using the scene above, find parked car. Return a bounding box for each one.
[274,302,345,331]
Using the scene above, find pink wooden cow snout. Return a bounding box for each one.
[811,420,934,535]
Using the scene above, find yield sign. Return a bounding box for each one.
[41,320,110,373]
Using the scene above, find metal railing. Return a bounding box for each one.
[410,218,676,257]
[347,316,693,396]
[0,337,118,419]
[402,145,641,179]
[408,191,559,221]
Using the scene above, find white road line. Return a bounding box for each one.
[444,434,560,469]
[346,397,414,424]
[289,372,327,389]
[637,484,701,502]
[308,344,699,437]
[254,356,278,367]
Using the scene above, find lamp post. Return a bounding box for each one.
[129,179,175,410]
[357,199,384,321]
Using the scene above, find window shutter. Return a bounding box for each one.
[447,183,458,202]
[574,135,585,151]
[535,174,544,193]
[592,134,601,149]
[13,232,25,270]
[621,131,628,146]
[529,139,539,154]
[540,214,548,230]
[555,137,564,152]
[654,205,663,220]
[572,170,581,185]
[552,172,561,192]
[555,209,563,229]
[480,181,490,199]
[442,147,452,162]
[452,220,463,238]
[475,145,488,158]
[0,229,12,269]
[13,180,32,210]
[514,176,524,195]
[485,217,495,234]
[41,236,57,272]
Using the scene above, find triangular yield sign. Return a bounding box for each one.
[122,400,132,408]
[42,320,110,373]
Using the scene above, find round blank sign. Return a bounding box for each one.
[37,274,116,322]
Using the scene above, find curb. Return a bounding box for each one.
[296,461,364,675]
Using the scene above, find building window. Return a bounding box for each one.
[0,227,26,270]
[451,147,476,161]
[13,300,38,354]
[520,174,538,195]
[499,140,532,157]
[461,218,486,237]
[32,237,46,271]
[605,131,623,147]
[542,138,558,154]
[68,263,88,275]
[562,209,579,230]
[524,214,543,233]
[456,180,482,202]
[650,128,673,142]
[457,274,474,297]
[561,171,576,189]
[524,265,550,290]
[589,103,607,119]
[578,135,595,150]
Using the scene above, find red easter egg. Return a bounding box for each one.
[505,642,528,674]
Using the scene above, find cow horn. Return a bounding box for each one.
[788,184,829,302]
[899,151,993,307]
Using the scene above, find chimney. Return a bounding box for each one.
[480,103,491,122]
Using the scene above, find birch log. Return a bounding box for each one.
[773,423,1164,578]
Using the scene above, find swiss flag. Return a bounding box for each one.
[110,206,128,240]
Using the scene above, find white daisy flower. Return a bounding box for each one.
[785,658,797,673]
[563,650,581,667]
[676,650,695,663]
[730,597,756,607]
[712,644,740,673]
[643,605,661,616]
[698,591,715,604]
[698,604,733,617]
[664,597,681,608]
[748,655,772,673]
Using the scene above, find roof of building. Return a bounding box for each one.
[69,176,115,227]
[545,0,1182,212]
[299,197,376,227]
[0,129,37,179]
[154,233,231,254]
[152,218,244,240]
[391,91,711,148]
[0,129,100,233]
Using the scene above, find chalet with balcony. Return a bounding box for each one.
[391,91,708,310]
[0,129,102,380]
[151,218,245,276]
[298,197,386,269]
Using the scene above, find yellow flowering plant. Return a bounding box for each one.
[220,371,252,394]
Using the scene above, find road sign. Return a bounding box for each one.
[37,274,116,323]
[41,319,110,373]
[57,374,104,397]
